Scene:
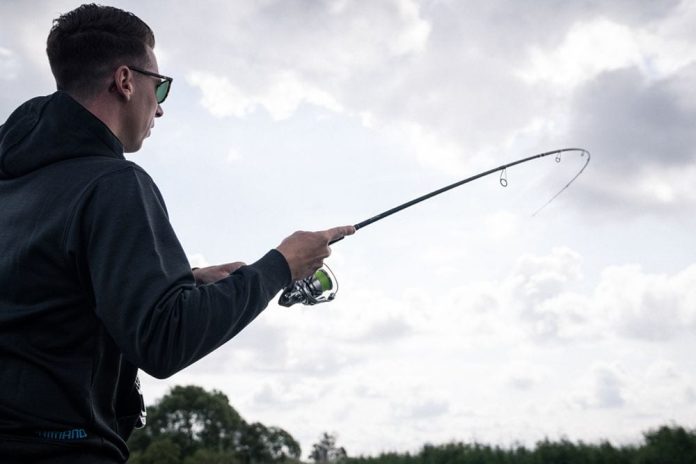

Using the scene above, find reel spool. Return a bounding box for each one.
[278,265,338,307]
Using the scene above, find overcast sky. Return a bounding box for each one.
[2,0,696,457]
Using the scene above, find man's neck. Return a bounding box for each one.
[70,91,126,148]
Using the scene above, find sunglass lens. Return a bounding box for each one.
[156,80,171,104]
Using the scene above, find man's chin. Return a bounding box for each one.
[123,140,145,154]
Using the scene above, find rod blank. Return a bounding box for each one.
[329,148,590,244]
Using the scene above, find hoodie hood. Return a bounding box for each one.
[0,91,124,179]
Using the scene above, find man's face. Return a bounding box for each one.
[122,47,164,153]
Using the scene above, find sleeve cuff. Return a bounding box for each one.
[248,249,292,291]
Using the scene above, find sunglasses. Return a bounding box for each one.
[128,66,173,104]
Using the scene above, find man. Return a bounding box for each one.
[0,4,354,463]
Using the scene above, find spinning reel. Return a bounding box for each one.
[278,266,338,307]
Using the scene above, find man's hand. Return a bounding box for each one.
[193,262,246,285]
[276,226,356,281]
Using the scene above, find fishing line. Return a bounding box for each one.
[279,147,591,306]
[532,149,590,216]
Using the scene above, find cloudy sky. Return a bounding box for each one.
[2,0,696,457]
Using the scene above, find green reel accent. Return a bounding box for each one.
[314,269,333,291]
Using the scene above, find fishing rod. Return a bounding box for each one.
[278,147,591,307]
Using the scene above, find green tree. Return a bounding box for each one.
[183,448,241,464]
[129,437,181,464]
[636,425,696,464]
[267,426,302,461]
[153,385,244,453]
[311,432,347,463]
[238,422,302,463]
[128,385,301,463]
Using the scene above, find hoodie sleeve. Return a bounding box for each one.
[66,164,291,379]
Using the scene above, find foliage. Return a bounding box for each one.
[130,437,181,464]
[310,432,348,463]
[635,425,696,464]
[128,385,301,464]
[182,449,241,464]
[238,422,303,463]
[345,425,696,464]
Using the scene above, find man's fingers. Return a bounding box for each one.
[277,226,355,281]
[325,225,356,243]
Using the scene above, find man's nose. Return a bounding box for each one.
[155,104,164,118]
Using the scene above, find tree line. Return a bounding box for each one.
[346,425,696,464]
[128,385,696,463]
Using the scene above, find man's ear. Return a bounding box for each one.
[111,65,134,101]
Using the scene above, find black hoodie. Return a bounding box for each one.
[0,92,291,462]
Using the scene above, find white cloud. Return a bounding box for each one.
[251,379,332,410]
[634,164,696,207]
[389,0,432,55]
[258,71,343,119]
[430,249,696,345]
[638,359,696,410]
[518,18,644,88]
[596,264,696,341]
[512,247,584,304]
[186,72,252,118]
[502,363,547,391]
[326,0,431,57]
[508,252,696,344]
[517,16,696,89]
[180,0,429,122]
[355,318,413,343]
[592,367,626,409]
[397,397,450,420]
[187,70,343,120]
[572,364,627,410]
[374,118,479,176]
[0,47,19,80]
[562,64,696,215]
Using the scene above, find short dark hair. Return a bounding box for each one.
[46,4,156,97]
